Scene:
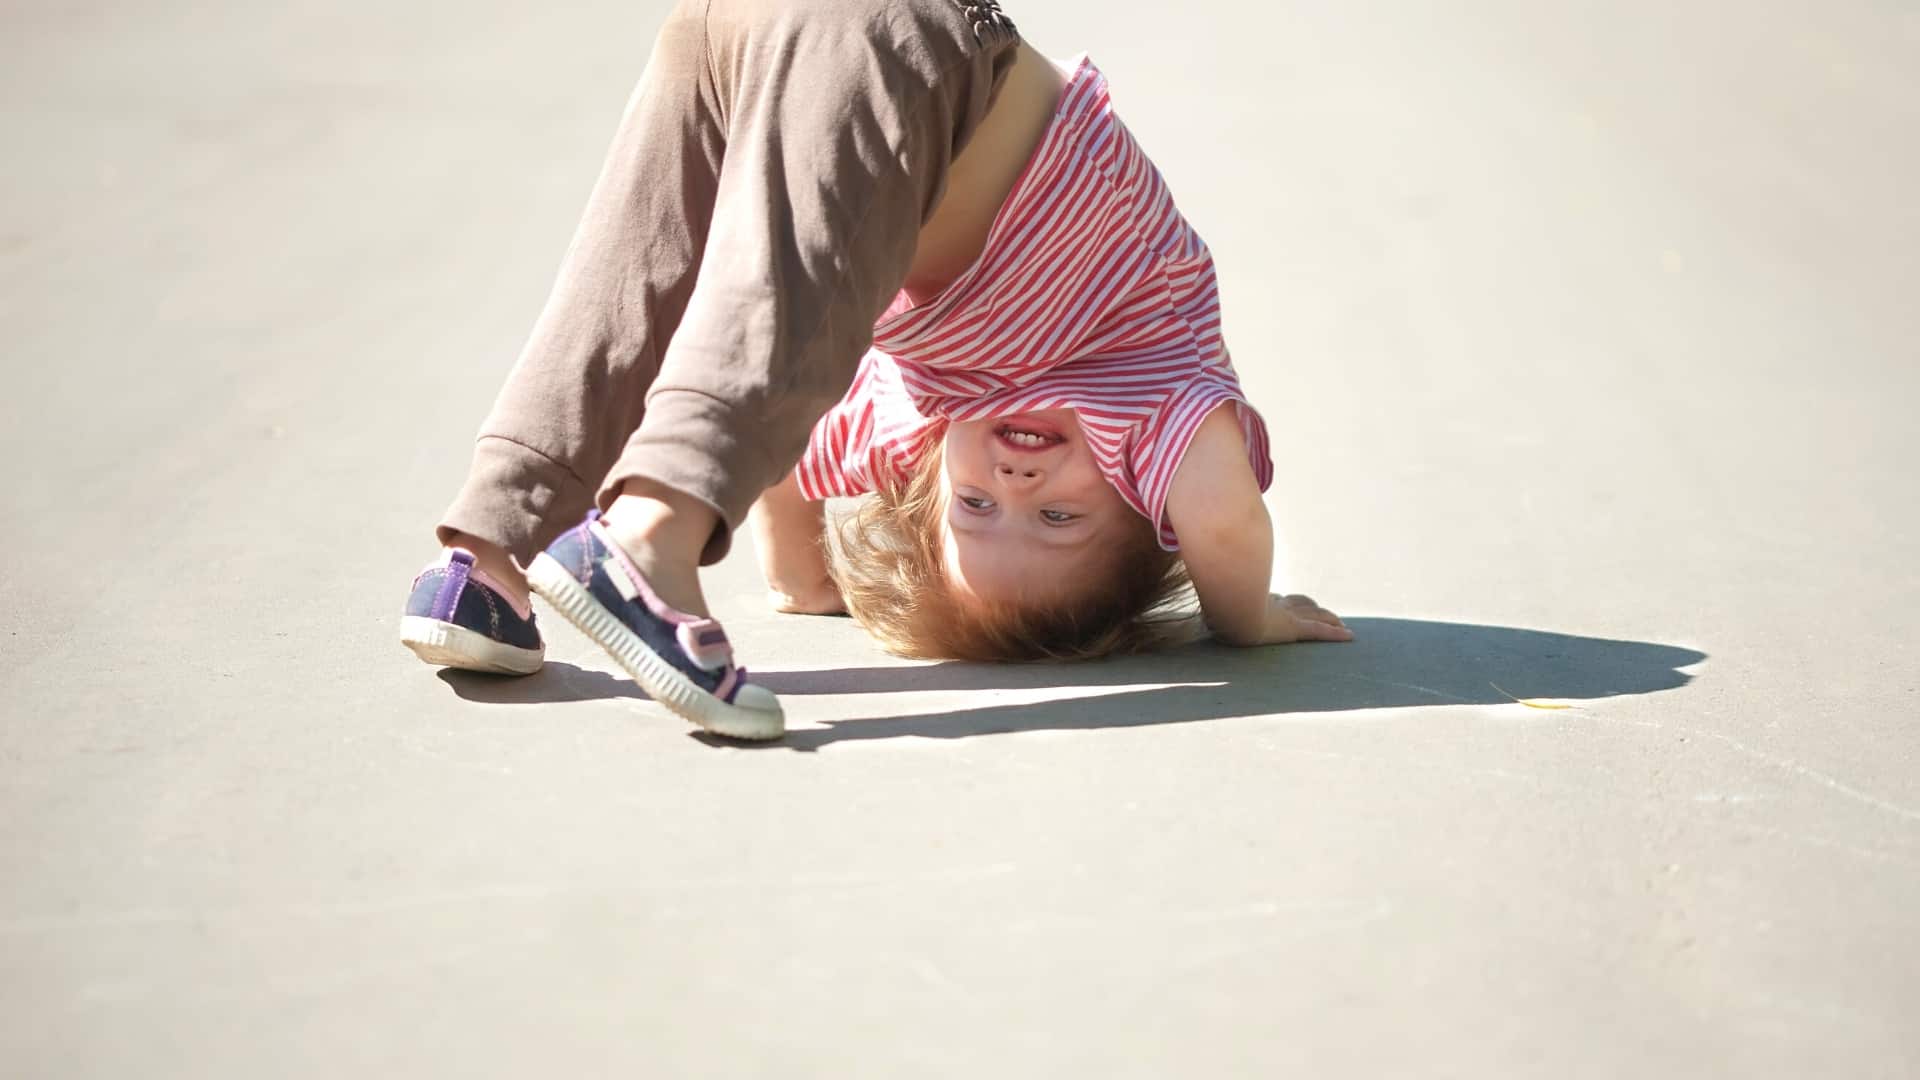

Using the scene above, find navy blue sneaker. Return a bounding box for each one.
[400,549,545,675]
[525,511,783,740]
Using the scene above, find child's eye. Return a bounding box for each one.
[1040,509,1078,524]
[958,495,995,512]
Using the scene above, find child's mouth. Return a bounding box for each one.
[994,420,1067,451]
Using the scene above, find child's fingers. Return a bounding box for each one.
[1280,593,1336,616]
[1281,594,1346,628]
[1271,594,1352,640]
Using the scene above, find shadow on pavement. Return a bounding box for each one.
[438,660,648,703]
[730,617,1706,751]
[438,618,1705,751]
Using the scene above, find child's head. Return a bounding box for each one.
[828,410,1192,661]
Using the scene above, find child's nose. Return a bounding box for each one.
[994,462,1042,485]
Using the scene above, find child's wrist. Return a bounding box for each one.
[768,579,845,615]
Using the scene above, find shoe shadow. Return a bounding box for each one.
[437,660,649,703]
[713,617,1706,751]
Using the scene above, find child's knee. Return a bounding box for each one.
[705,0,1011,81]
[648,0,710,62]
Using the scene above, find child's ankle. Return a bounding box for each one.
[598,487,715,618]
[601,484,713,558]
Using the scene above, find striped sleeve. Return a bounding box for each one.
[793,354,880,500]
[793,352,933,501]
[1130,372,1274,550]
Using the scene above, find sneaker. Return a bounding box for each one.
[399,549,545,675]
[525,511,783,740]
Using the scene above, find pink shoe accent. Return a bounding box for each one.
[586,519,695,626]
[468,565,533,620]
[431,548,534,620]
[582,515,738,677]
[712,666,741,703]
[676,621,734,672]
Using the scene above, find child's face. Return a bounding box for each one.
[940,410,1136,607]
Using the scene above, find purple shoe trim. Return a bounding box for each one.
[429,549,475,622]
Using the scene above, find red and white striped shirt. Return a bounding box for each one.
[794,54,1272,550]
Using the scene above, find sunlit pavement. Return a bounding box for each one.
[2,2,1914,1075]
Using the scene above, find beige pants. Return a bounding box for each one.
[440,0,1020,564]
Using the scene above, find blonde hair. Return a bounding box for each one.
[826,437,1195,661]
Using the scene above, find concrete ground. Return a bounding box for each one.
[2,1,1915,1076]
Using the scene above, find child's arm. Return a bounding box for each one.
[1164,404,1352,646]
[747,470,846,615]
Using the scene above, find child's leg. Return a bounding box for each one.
[418,0,1018,726]
[436,1,733,582]
[440,0,1018,610]
[594,0,1020,616]
[406,5,729,677]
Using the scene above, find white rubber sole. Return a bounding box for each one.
[525,552,785,741]
[399,615,545,676]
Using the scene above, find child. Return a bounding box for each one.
[400,0,1349,742]
[749,52,1351,663]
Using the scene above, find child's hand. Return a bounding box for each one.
[767,583,847,616]
[750,470,844,616]
[1259,593,1353,644]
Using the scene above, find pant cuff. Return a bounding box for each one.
[602,389,787,566]
[438,436,597,564]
